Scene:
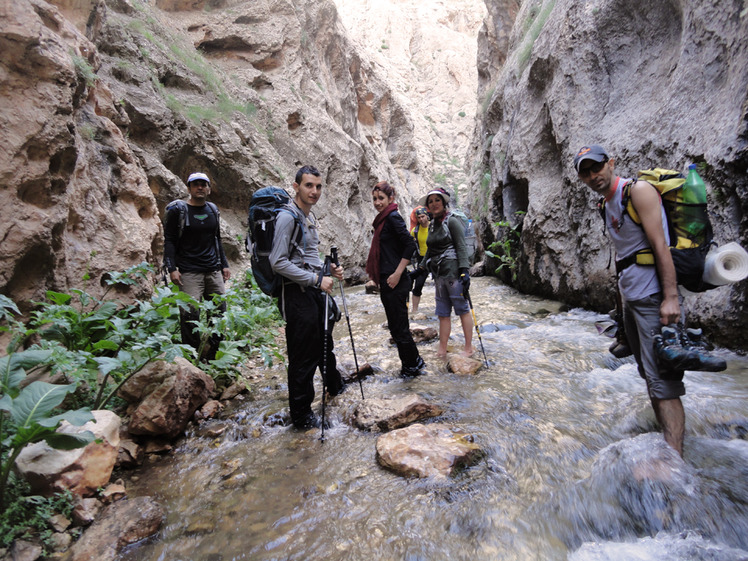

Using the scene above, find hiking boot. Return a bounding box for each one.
[654,326,727,372]
[326,378,348,398]
[400,356,426,378]
[609,340,632,358]
[681,327,715,351]
[293,413,320,430]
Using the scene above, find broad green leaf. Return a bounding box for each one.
[92,340,119,352]
[0,349,53,394]
[39,408,94,428]
[44,430,96,450]
[94,357,122,375]
[0,295,20,317]
[10,382,76,427]
[45,291,72,305]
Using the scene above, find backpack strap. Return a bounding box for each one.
[279,205,307,268]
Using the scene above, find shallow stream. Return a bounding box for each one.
[119,277,748,561]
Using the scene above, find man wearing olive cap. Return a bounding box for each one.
[574,145,685,456]
[164,172,231,360]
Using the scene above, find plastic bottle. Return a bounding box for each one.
[683,164,707,205]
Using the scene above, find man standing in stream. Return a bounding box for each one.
[574,145,685,456]
[269,165,346,429]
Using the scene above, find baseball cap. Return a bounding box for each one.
[187,172,210,185]
[573,145,609,172]
[419,188,451,207]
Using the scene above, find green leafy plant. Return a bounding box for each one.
[27,263,189,410]
[0,349,95,512]
[0,481,76,553]
[189,270,284,384]
[70,52,97,87]
[485,212,525,283]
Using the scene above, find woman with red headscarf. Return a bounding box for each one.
[366,181,426,377]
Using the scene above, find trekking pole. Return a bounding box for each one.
[330,246,364,399]
[464,287,489,367]
[320,254,332,442]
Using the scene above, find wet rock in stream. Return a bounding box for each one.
[352,393,444,431]
[375,423,485,478]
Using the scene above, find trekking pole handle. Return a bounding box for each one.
[330,246,339,267]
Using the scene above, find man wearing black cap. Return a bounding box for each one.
[164,172,231,360]
[574,145,685,456]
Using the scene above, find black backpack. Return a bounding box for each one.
[246,187,304,296]
[165,199,220,239]
[163,200,221,278]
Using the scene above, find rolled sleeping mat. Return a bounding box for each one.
[702,242,748,286]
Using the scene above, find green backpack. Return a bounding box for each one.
[599,167,715,292]
[443,209,477,264]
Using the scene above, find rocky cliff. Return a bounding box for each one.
[0,0,446,308]
[333,0,486,195]
[471,0,748,348]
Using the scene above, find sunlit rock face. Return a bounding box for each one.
[2,0,458,306]
[472,0,748,348]
[333,0,487,195]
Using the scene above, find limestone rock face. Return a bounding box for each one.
[0,0,159,308]
[375,422,484,478]
[1,0,452,307]
[333,0,486,193]
[15,410,121,497]
[472,0,748,348]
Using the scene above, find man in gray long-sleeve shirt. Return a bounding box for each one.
[269,165,346,429]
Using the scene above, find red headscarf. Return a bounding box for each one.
[366,202,398,283]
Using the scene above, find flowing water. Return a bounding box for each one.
[119,277,748,561]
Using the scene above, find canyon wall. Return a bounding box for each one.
[471,0,748,347]
[334,0,486,197]
[0,0,443,307]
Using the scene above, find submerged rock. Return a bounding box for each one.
[65,497,164,561]
[352,394,444,431]
[447,354,483,375]
[375,423,484,478]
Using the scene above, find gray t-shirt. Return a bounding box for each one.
[268,202,323,287]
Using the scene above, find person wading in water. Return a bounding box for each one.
[366,181,426,377]
[269,165,346,429]
[413,187,475,359]
[574,144,685,456]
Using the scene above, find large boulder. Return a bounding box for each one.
[15,410,121,497]
[375,422,484,478]
[125,357,215,439]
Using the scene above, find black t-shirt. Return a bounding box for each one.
[163,203,227,273]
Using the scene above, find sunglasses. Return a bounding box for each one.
[577,159,608,177]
